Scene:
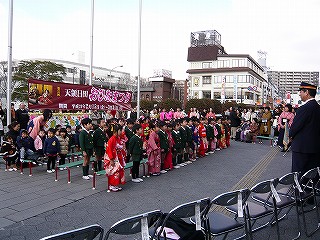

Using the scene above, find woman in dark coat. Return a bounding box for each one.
[5,121,21,145]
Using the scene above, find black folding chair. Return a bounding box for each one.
[104,210,162,240]
[248,173,302,240]
[205,189,251,240]
[40,224,104,240]
[157,198,211,240]
[295,168,320,237]
[243,178,283,240]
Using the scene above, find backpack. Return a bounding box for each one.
[158,214,205,240]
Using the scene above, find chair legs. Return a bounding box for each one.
[300,194,320,237]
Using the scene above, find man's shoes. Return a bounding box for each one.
[132,178,140,183]
[82,176,90,180]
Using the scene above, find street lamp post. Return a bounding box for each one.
[109,65,123,89]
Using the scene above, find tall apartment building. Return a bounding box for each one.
[267,71,319,98]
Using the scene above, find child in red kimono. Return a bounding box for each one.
[146,122,161,176]
[197,117,208,157]
[104,124,126,192]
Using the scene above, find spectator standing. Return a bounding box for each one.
[166,109,174,121]
[11,103,16,122]
[159,109,167,121]
[174,108,184,120]
[289,82,320,175]
[44,128,60,173]
[206,108,216,120]
[229,107,241,140]
[129,108,137,122]
[277,104,294,151]
[259,107,272,137]
[15,103,29,130]
[0,102,5,141]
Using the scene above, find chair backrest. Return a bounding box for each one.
[212,188,251,207]
[104,210,162,240]
[251,178,279,194]
[211,189,250,218]
[157,198,211,237]
[300,168,319,192]
[251,178,281,205]
[167,197,211,219]
[40,224,104,240]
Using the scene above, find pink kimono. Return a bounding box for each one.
[147,130,161,174]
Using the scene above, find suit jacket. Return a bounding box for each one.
[158,130,169,152]
[129,134,143,161]
[79,129,94,152]
[93,127,107,148]
[172,130,182,150]
[289,99,320,153]
[179,126,187,148]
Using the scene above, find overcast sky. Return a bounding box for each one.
[0,0,319,80]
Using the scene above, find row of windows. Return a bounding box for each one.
[201,91,255,100]
[193,75,262,87]
[201,59,263,76]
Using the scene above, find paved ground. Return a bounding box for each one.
[0,140,319,239]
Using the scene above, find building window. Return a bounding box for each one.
[214,92,221,99]
[202,62,212,68]
[202,76,212,84]
[203,91,211,99]
[146,94,150,100]
[239,59,246,67]
[232,59,238,67]
[225,75,233,83]
[225,92,233,99]
[214,76,221,83]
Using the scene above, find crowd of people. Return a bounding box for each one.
[0,101,299,193]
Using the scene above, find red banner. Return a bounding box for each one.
[28,78,132,111]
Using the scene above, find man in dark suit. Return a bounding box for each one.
[289,82,320,175]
